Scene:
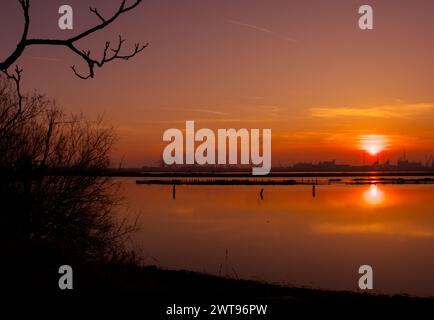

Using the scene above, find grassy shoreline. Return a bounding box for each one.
[15,259,431,305]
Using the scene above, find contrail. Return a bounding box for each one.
[228,19,297,43]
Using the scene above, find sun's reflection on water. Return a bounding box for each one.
[363,184,385,206]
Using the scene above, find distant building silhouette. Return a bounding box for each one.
[397,160,424,170]
[293,160,350,171]
[291,158,426,172]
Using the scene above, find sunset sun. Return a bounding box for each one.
[358,134,389,156]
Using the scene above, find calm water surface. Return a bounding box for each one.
[117,178,434,297]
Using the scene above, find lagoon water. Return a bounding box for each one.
[117,178,434,297]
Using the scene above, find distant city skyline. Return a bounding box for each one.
[139,156,434,171]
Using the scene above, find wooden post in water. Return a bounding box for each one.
[260,188,264,200]
[312,184,316,198]
[172,184,176,200]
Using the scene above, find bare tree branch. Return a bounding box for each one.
[0,0,147,79]
[1,1,30,71]
[1,65,24,121]
[89,7,106,23]
[70,36,148,80]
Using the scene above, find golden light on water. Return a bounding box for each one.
[358,134,389,156]
[363,184,385,206]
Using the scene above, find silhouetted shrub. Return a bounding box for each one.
[0,74,134,262]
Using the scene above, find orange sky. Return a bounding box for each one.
[1,0,434,167]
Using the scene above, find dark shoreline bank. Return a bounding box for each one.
[10,260,433,304]
[15,263,434,306]
[9,265,434,317]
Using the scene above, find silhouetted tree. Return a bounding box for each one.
[0,1,143,272]
[0,0,147,79]
[0,74,134,262]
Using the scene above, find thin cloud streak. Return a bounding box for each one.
[228,19,297,43]
[119,118,281,128]
[159,107,230,117]
[310,103,434,119]
[312,223,434,238]
[185,108,230,116]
